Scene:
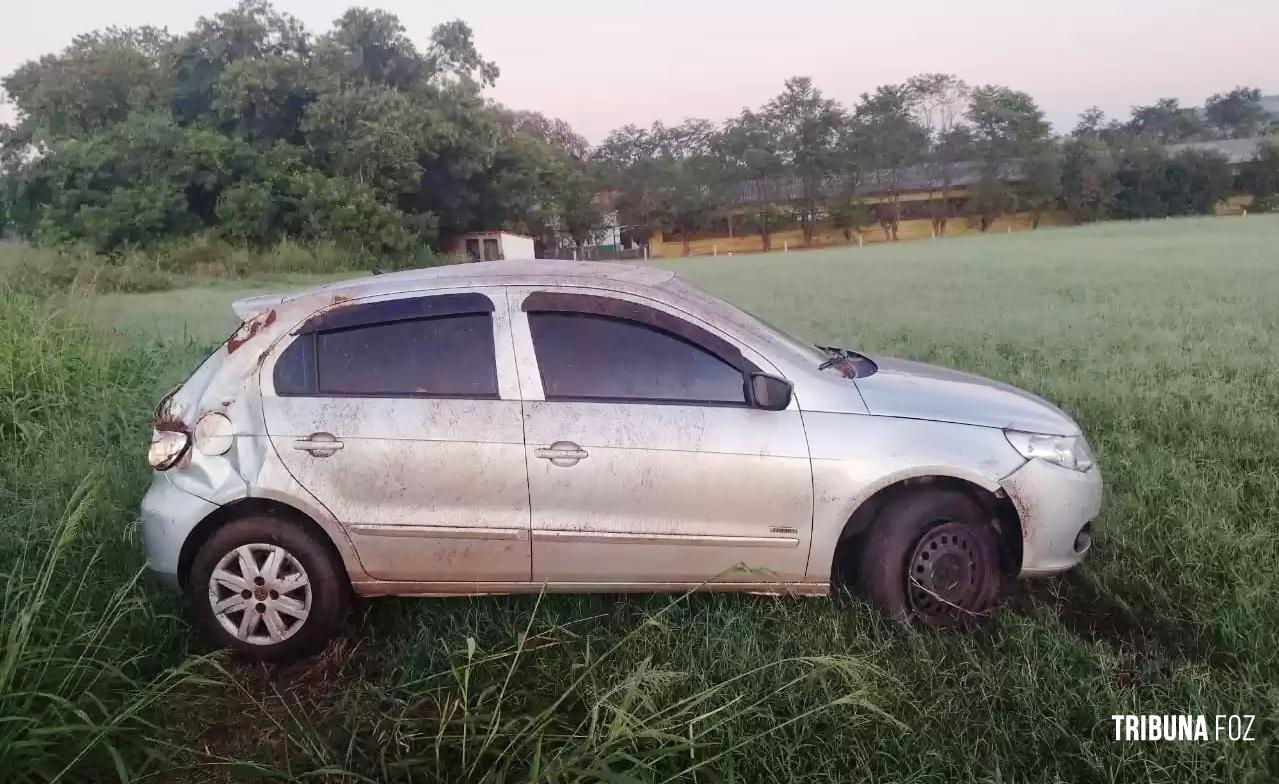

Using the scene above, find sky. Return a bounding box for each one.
[2,0,1277,142]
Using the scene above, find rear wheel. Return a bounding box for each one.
[188,515,349,661]
[857,489,1001,627]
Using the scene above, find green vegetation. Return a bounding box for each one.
[1,216,1276,780]
[0,237,432,296]
[2,1,1275,261]
[0,2,598,257]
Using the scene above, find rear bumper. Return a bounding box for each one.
[1000,458,1103,577]
[140,472,219,588]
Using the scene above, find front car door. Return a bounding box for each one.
[260,289,531,583]
[507,287,814,588]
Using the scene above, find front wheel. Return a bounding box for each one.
[188,515,349,661]
[857,489,1001,627]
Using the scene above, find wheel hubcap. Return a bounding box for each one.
[906,522,986,622]
[208,543,311,645]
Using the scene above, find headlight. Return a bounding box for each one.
[148,429,190,470]
[1004,430,1094,472]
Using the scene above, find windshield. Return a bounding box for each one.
[734,305,830,364]
[662,280,829,365]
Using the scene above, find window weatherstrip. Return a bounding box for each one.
[521,291,758,373]
[297,292,495,336]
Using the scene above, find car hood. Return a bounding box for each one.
[853,355,1081,435]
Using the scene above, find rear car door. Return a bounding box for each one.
[260,289,530,582]
[508,288,814,587]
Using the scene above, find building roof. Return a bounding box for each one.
[451,229,537,240]
[1164,136,1272,164]
[718,159,1027,207]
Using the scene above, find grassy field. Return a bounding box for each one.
[2,216,1277,781]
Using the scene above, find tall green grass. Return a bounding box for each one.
[0,289,214,781]
[2,216,1277,781]
[0,235,443,296]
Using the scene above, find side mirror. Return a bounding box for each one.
[747,372,793,411]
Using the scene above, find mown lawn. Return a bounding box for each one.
[3,215,1277,782]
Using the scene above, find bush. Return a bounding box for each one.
[1240,138,1279,213]
[0,244,176,294]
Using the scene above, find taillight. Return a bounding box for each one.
[148,429,190,470]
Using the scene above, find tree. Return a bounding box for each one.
[1022,145,1062,228]
[1112,138,1171,218]
[321,8,422,88]
[593,119,718,256]
[492,107,590,160]
[556,165,606,256]
[425,20,499,87]
[762,77,847,245]
[651,120,718,256]
[212,54,313,144]
[2,26,171,136]
[965,85,1050,230]
[0,124,19,237]
[170,1,309,124]
[299,83,426,198]
[1160,150,1231,215]
[1073,106,1107,138]
[593,124,664,253]
[852,85,927,240]
[1240,139,1279,212]
[1059,136,1118,222]
[907,73,970,235]
[1204,87,1269,139]
[1109,143,1230,219]
[827,195,870,242]
[0,2,567,255]
[712,109,784,249]
[1126,98,1207,142]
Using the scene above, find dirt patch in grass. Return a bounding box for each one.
[1016,571,1220,670]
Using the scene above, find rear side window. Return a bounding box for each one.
[275,311,498,398]
[528,312,746,405]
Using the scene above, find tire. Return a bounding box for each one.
[857,489,1001,628]
[188,515,350,661]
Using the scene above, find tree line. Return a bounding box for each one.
[1,0,1276,257]
[595,79,1277,254]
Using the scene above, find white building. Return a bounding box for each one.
[443,230,537,262]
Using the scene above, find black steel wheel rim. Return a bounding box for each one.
[906,521,986,622]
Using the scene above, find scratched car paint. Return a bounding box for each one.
[141,260,1101,659]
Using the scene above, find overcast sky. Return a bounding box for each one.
[2,0,1276,141]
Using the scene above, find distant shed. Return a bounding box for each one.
[443,231,536,262]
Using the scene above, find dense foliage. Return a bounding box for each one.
[0,2,595,254]
[0,1,1275,256]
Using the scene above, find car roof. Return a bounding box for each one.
[322,260,677,293]
[232,260,680,318]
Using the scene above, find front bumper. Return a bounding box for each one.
[999,458,1102,577]
[140,472,219,587]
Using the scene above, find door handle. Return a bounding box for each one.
[293,432,343,457]
[535,440,588,467]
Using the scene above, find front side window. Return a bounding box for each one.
[528,311,746,405]
[275,310,498,398]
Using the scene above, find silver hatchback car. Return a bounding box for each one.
[142,260,1101,659]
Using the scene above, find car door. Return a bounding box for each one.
[508,287,814,587]
[260,289,531,582]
